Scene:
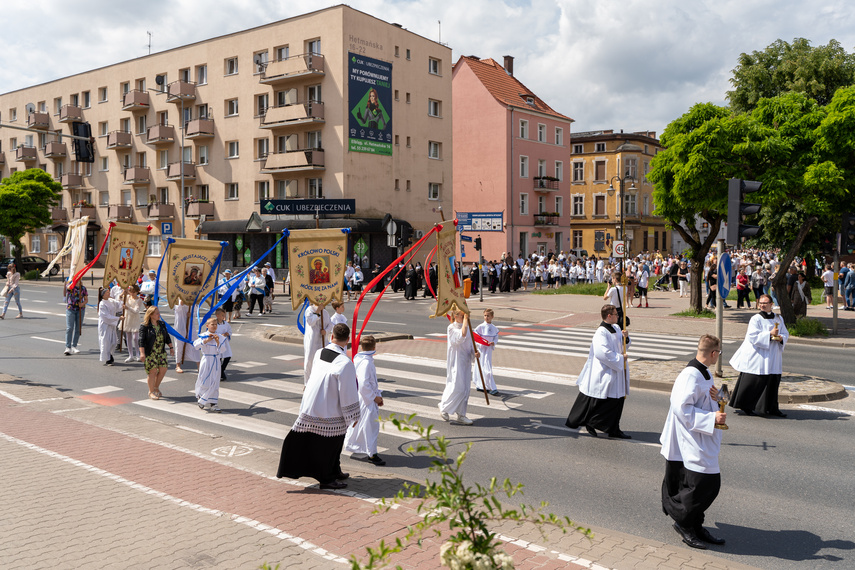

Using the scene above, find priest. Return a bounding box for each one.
[660,334,727,550]
[278,323,360,490]
[728,294,789,417]
[565,304,631,438]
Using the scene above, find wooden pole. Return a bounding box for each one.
[467,313,490,405]
[117,289,128,351]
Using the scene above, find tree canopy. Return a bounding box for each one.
[0,168,62,265]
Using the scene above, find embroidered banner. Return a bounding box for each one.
[164,238,225,308]
[431,222,469,318]
[288,229,347,309]
[102,222,151,289]
[41,217,88,278]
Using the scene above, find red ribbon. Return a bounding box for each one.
[69,222,116,290]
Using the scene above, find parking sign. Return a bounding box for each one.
[161,222,173,235]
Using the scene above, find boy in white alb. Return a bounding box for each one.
[473,309,500,395]
[215,308,233,382]
[330,301,347,326]
[344,335,386,466]
[194,318,227,412]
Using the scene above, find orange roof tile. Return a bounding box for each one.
[456,56,573,123]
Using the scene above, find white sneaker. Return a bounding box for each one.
[437,403,449,421]
[71,347,80,354]
[209,404,222,413]
[455,414,474,426]
[124,356,134,363]
[64,348,71,356]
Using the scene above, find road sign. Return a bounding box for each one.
[456,211,504,232]
[354,237,368,256]
[614,241,626,257]
[260,199,355,215]
[161,222,173,235]
[718,253,732,299]
[387,235,396,248]
[386,221,397,236]
[460,234,473,242]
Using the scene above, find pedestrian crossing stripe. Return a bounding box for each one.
[498,337,687,358]
[373,354,573,385]
[373,367,549,401]
[231,361,267,368]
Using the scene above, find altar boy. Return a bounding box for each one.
[473,309,500,396]
[344,335,385,465]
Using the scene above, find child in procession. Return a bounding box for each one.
[330,300,348,326]
[121,284,145,363]
[97,288,122,366]
[344,335,385,466]
[194,317,227,412]
[474,308,500,395]
[215,308,233,382]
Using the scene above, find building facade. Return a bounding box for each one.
[568,130,669,258]
[452,55,574,260]
[0,5,451,272]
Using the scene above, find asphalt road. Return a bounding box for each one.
[2,283,854,569]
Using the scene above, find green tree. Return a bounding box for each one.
[727,38,855,113]
[0,168,62,268]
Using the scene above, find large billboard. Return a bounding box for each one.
[348,52,392,155]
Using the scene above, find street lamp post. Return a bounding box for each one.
[607,173,636,279]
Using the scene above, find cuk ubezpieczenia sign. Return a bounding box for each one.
[348,52,392,155]
[260,199,356,215]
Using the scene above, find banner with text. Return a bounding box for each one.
[102,222,151,289]
[164,238,225,308]
[288,229,347,309]
[348,52,392,155]
[431,223,469,318]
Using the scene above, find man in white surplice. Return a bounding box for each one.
[439,309,478,426]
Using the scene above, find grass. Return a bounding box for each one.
[723,286,825,305]
[788,317,829,337]
[671,308,716,318]
[531,282,608,296]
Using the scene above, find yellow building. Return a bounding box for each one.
[568,130,669,258]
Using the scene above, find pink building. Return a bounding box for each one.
[452,55,574,260]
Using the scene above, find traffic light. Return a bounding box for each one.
[819,233,836,256]
[474,237,482,251]
[726,178,762,246]
[395,236,402,248]
[71,122,95,163]
[842,213,855,256]
[401,226,412,247]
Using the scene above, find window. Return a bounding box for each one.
[572,161,584,182]
[196,184,209,201]
[136,151,147,168]
[255,138,269,160]
[307,84,322,103]
[643,161,649,183]
[520,193,529,215]
[69,93,79,107]
[54,97,62,115]
[121,82,130,95]
[227,141,239,158]
[275,45,289,61]
[428,57,441,75]
[428,141,441,159]
[306,130,322,150]
[643,195,650,216]
[394,90,399,101]
[82,91,91,108]
[307,39,321,55]
[31,235,40,254]
[644,144,649,154]
[196,64,207,85]
[98,87,108,102]
[395,135,399,146]
[157,110,168,125]
[98,121,108,136]
[225,57,238,75]
[99,157,109,172]
[55,162,63,178]
[573,230,583,249]
[555,127,563,146]
[227,183,239,200]
[406,92,411,104]
[99,191,109,206]
[572,195,585,216]
[147,235,162,257]
[254,50,268,74]
[572,144,583,154]
[157,74,167,92]
[594,195,606,216]
[226,98,239,116]
[519,156,529,178]
[537,159,546,177]
[38,133,46,149]
[158,150,168,169]
[135,189,148,206]
[537,195,546,214]
[395,179,400,191]
[555,196,563,216]
[595,142,606,152]
[624,194,637,216]
[9,108,17,121]
[428,99,441,117]
[48,235,58,254]
[308,178,322,198]
[406,48,411,60]
[256,180,270,201]
[121,190,132,206]
[428,183,440,200]
[38,102,46,112]
[276,180,293,198]
[198,145,208,165]
[395,46,400,57]
[519,232,528,258]
[594,160,606,181]
[256,94,269,116]
[120,117,131,132]
[406,136,411,147]
[137,115,147,135]
[83,162,92,177]
[406,180,411,192]
[519,120,528,139]
[182,146,191,163]
[158,187,169,204]
[625,157,637,179]
[537,124,546,142]
[555,161,563,181]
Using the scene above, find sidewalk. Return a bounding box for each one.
[0,374,757,570]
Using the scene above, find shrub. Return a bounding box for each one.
[671,308,715,318]
[532,282,607,296]
[788,317,828,337]
[23,269,41,280]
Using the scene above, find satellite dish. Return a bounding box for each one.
[25,103,36,114]
[155,75,166,86]
[253,54,264,66]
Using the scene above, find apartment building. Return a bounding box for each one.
[452,55,575,259]
[0,5,451,271]
[568,130,668,258]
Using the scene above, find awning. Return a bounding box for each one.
[198,217,412,235]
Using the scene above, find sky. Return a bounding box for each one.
[3,0,855,136]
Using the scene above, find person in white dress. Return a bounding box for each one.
[344,335,385,465]
[660,334,727,550]
[120,284,145,362]
[603,273,629,329]
[97,288,122,366]
[439,309,479,425]
[473,309,499,395]
[173,298,200,373]
[194,318,227,412]
[304,303,331,384]
[636,265,650,308]
[215,308,233,381]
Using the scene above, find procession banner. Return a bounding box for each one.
[69,222,116,290]
[348,52,393,155]
[288,229,348,309]
[431,222,469,318]
[41,217,88,278]
[102,222,151,288]
[164,238,225,308]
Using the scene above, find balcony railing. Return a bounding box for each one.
[261,149,325,173]
[16,146,38,162]
[533,177,559,191]
[185,118,214,139]
[107,130,133,149]
[51,208,68,223]
[62,173,84,189]
[107,204,133,221]
[123,166,151,185]
[260,101,325,129]
[122,90,150,111]
[146,124,175,145]
[166,80,196,103]
[185,201,214,218]
[44,141,68,159]
[259,53,325,86]
[59,105,84,123]
[533,214,560,226]
[27,112,50,130]
[166,161,196,180]
[72,205,97,219]
[146,202,176,220]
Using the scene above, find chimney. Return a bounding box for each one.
[503,55,514,76]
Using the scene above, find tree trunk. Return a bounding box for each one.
[773,215,818,325]
[673,217,722,313]
[804,254,816,280]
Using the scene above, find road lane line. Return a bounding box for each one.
[30,336,66,344]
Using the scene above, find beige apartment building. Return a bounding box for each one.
[0,5,451,272]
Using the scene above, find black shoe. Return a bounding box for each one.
[608,431,632,439]
[336,472,350,480]
[673,523,707,549]
[585,426,598,437]
[768,411,787,418]
[476,387,484,392]
[694,525,725,545]
[740,408,757,416]
[319,481,347,490]
[368,454,386,466]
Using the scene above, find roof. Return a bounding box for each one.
[455,56,573,123]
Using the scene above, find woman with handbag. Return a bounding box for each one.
[139,306,174,400]
[1,262,23,319]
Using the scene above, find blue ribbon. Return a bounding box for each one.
[153,238,176,305]
[194,242,229,335]
[296,297,309,334]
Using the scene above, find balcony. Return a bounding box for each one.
[185,118,214,139]
[122,90,150,112]
[260,102,325,130]
[51,208,69,223]
[185,201,214,219]
[16,145,38,162]
[166,161,196,181]
[107,204,133,222]
[533,177,559,191]
[261,149,325,173]
[72,205,96,219]
[259,53,325,86]
[534,213,560,226]
[147,202,176,220]
[62,173,84,189]
[123,166,151,185]
[146,124,175,145]
[27,112,50,130]
[59,104,84,123]
[166,80,196,103]
[44,141,68,159]
[107,130,133,149]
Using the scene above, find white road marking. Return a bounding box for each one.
[272,354,302,361]
[797,404,855,416]
[84,386,123,395]
[375,354,575,385]
[231,361,267,368]
[30,336,66,344]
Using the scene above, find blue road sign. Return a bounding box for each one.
[161,222,173,235]
[717,252,732,299]
[460,234,473,242]
[456,211,504,232]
